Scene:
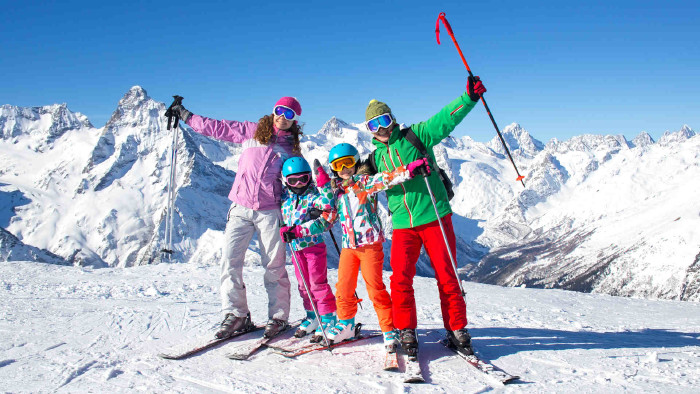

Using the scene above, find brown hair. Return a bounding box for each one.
[255,114,302,152]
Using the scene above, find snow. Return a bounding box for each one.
[2,88,698,301]
[1,259,698,392]
[1,88,699,391]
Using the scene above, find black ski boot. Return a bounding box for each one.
[446,328,474,355]
[263,318,289,339]
[215,313,253,339]
[399,328,419,356]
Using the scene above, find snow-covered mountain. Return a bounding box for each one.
[1,86,698,302]
[1,87,238,267]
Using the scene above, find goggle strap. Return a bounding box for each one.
[274,105,299,121]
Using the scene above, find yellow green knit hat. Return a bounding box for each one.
[365,99,392,121]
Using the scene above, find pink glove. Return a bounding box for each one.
[313,159,331,187]
[406,157,431,178]
[279,226,292,239]
[280,225,303,243]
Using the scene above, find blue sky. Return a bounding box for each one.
[1,0,697,143]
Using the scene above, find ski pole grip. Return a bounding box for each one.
[165,95,184,129]
[420,165,430,177]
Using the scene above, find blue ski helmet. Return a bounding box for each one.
[328,143,360,164]
[282,156,311,177]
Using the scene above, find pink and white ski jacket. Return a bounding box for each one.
[186,114,299,211]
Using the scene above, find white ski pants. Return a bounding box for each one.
[221,203,290,321]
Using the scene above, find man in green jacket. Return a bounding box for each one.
[366,76,486,355]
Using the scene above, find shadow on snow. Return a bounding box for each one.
[466,327,700,359]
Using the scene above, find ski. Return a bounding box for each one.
[401,352,424,383]
[225,323,297,361]
[158,325,263,360]
[268,330,382,358]
[383,348,399,371]
[438,337,520,384]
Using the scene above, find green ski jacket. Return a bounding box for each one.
[370,92,477,229]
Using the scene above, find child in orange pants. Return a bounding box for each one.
[315,143,429,349]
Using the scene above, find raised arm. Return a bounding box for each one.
[186,114,258,144]
[352,158,430,197]
[166,101,257,144]
[411,77,486,148]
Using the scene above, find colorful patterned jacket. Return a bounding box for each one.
[281,182,335,250]
[311,166,412,249]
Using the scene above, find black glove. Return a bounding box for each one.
[307,208,322,220]
[282,229,298,243]
[165,104,192,123]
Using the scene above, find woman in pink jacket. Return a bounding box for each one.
[169,97,302,339]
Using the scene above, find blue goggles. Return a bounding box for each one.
[273,105,299,121]
[366,113,393,133]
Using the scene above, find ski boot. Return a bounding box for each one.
[327,318,356,344]
[383,329,399,353]
[446,327,474,355]
[215,312,253,339]
[310,312,336,343]
[294,310,319,338]
[399,328,419,356]
[263,318,289,339]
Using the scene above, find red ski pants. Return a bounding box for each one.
[390,214,467,331]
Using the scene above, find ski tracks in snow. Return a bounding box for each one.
[1,261,699,392]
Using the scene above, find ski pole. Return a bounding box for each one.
[328,228,363,310]
[419,167,467,307]
[161,95,184,261]
[287,243,333,352]
[436,12,526,187]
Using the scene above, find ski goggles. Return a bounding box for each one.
[330,156,357,172]
[273,105,299,121]
[285,172,310,187]
[366,113,393,133]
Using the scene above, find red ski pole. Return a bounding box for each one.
[436,12,526,187]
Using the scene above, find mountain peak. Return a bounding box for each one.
[488,123,544,158]
[631,131,655,147]
[317,117,359,139]
[1,103,92,143]
[658,124,696,146]
[117,86,149,111]
[318,117,352,134]
[105,86,163,130]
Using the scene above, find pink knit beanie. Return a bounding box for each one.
[274,96,302,117]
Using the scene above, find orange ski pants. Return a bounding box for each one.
[336,242,394,332]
